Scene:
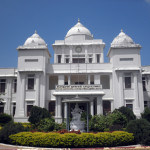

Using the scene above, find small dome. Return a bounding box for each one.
[65,19,92,38]
[24,31,46,46]
[111,30,139,48]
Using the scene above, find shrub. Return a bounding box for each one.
[0,113,12,126]
[115,106,136,122]
[0,121,25,143]
[9,131,134,148]
[37,118,55,132]
[28,106,51,125]
[141,107,150,122]
[106,110,127,128]
[54,122,66,131]
[89,115,107,132]
[126,119,150,144]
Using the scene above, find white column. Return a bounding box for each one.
[88,75,90,85]
[133,72,141,117]
[4,78,12,114]
[58,75,64,85]
[54,54,57,63]
[119,72,124,107]
[68,75,71,85]
[35,74,40,106]
[90,100,94,116]
[15,73,25,118]
[94,74,100,85]
[69,46,73,63]
[111,100,114,112]
[64,102,67,119]
[62,46,64,63]
[110,74,113,90]
[97,96,103,115]
[138,73,144,113]
[55,96,62,123]
[85,46,88,63]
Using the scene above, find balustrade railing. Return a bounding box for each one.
[55,84,102,91]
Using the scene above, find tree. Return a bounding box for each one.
[141,107,150,122]
[114,106,136,122]
[126,119,150,144]
[28,106,51,125]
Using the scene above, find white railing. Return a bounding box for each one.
[55,84,102,91]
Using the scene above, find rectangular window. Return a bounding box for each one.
[0,102,4,114]
[49,101,55,116]
[126,100,133,110]
[73,58,85,63]
[27,75,35,90]
[13,79,17,93]
[0,79,6,93]
[57,55,61,63]
[124,73,131,89]
[142,77,146,91]
[126,104,133,110]
[120,58,133,61]
[66,58,69,63]
[64,76,68,85]
[96,54,100,63]
[144,101,148,108]
[88,54,93,63]
[27,105,33,117]
[13,103,16,116]
[89,58,92,63]
[90,75,94,84]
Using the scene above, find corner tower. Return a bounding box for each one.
[14,31,50,122]
[108,30,144,117]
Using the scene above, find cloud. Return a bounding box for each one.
[145,0,150,3]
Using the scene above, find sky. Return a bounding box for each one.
[0,0,150,67]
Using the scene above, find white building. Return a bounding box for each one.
[0,20,149,123]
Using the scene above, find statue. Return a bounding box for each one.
[70,103,85,132]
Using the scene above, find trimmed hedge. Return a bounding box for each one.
[9,131,134,148]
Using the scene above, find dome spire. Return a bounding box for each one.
[121,29,123,32]
[78,18,80,23]
[35,30,37,34]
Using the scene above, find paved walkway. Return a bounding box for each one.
[0,143,150,150]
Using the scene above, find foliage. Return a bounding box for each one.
[81,111,92,130]
[126,119,150,144]
[89,111,127,132]
[28,106,51,125]
[54,122,66,131]
[89,115,107,132]
[9,131,134,148]
[114,106,136,122]
[0,121,25,143]
[0,113,13,126]
[106,110,128,128]
[141,107,150,122]
[37,118,55,132]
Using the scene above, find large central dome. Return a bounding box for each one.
[65,19,93,42]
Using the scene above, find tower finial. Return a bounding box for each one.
[35,30,37,34]
[121,29,123,32]
[78,18,80,22]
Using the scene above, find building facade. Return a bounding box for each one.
[0,20,149,122]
